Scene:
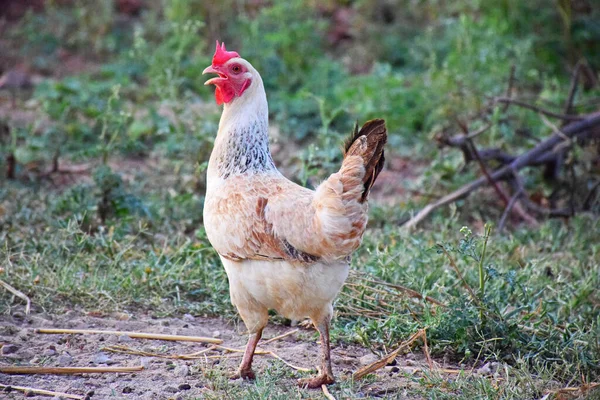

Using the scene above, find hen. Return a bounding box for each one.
[202,41,387,388]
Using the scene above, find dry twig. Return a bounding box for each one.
[352,329,427,380]
[322,384,337,400]
[0,383,83,399]
[35,328,223,344]
[102,345,216,360]
[494,97,582,121]
[352,274,445,307]
[262,329,299,345]
[0,279,31,314]
[0,365,143,374]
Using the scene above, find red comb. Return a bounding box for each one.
[212,41,240,66]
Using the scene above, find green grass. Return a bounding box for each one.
[1,1,600,398]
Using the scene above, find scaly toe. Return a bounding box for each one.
[297,374,335,389]
[230,368,256,380]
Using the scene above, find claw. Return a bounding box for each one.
[230,367,256,381]
[297,373,335,389]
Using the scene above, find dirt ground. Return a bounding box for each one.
[0,310,432,399]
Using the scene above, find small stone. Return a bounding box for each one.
[57,353,73,366]
[122,387,134,394]
[359,353,378,365]
[178,384,191,391]
[390,366,400,373]
[93,353,115,365]
[85,390,95,397]
[24,390,35,397]
[174,365,189,377]
[182,314,194,322]
[43,348,57,357]
[476,362,499,376]
[164,386,178,393]
[212,330,221,338]
[141,357,152,369]
[12,311,25,320]
[1,344,19,355]
[118,335,133,343]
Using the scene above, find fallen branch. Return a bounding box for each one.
[352,329,426,380]
[261,328,299,345]
[353,274,445,307]
[466,139,537,227]
[35,328,223,344]
[0,383,83,399]
[0,279,31,314]
[546,382,599,396]
[0,365,143,375]
[102,345,215,360]
[494,97,583,121]
[498,189,523,231]
[403,112,600,229]
[322,384,337,400]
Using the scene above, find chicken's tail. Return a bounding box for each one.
[342,119,387,202]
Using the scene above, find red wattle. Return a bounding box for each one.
[215,84,235,105]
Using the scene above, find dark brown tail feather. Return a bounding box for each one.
[344,119,387,202]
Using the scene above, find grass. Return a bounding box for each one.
[1,1,600,398]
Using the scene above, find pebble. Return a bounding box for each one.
[122,386,134,394]
[174,365,189,377]
[12,311,25,320]
[182,314,195,322]
[141,357,152,369]
[43,348,57,357]
[359,353,378,365]
[57,353,73,366]
[93,353,115,365]
[477,362,500,375]
[118,335,134,343]
[390,366,400,373]
[212,330,221,338]
[1,344,19,355]
[178,383,191,391]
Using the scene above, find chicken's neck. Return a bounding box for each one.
[208,80,277,182]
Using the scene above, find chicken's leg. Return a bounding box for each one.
[298,318,335,388]
[231,328,263,380]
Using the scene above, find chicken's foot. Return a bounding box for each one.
[231,329,263,380]
[298,319,335,388]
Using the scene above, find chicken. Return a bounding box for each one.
[202,41,387,388]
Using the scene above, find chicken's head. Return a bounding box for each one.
[203,41,252,105]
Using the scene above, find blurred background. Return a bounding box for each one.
[1,1,599,397]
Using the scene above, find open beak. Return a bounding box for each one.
[203,65,227,86]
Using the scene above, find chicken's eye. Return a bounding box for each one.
[231,65,242,74]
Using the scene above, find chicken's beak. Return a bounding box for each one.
[203,65,224,86]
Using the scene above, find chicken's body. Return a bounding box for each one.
[202,42,386,387]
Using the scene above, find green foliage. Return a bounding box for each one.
[341,217,600,385]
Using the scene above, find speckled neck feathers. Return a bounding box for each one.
[208,71,276,181]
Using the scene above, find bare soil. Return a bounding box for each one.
[0,310,430,399]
